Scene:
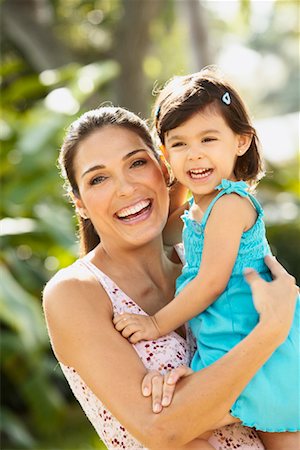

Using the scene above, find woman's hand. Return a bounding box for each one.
[244,255,298,343]
[113,313,161,343]
[142,366,194,414]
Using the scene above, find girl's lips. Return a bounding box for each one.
[115,199,153,224]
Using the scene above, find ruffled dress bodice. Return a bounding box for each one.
[176,179,300,432]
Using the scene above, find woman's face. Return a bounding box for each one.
[73,125,170,249]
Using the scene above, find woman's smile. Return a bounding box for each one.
[73,125,169,246]
[114,198,153,224]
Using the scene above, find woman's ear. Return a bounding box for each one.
[237,134,252,156]
[72,192,89,219]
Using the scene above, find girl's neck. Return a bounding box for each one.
[193,190,219,213]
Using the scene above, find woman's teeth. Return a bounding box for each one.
[116,199,151,219]
[189,168,212,179]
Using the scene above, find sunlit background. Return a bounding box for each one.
[1,1,299,449]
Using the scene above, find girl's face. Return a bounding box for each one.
[164,106,250,202]
[73,126,170,249]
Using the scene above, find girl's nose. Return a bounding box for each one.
[187,145,204,160]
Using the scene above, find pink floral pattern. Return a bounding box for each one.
[59,257,264,450]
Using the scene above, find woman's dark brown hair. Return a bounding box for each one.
[153,67,264,186]
[59,106,159,256]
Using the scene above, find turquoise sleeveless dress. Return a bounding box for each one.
[176,179,300,432]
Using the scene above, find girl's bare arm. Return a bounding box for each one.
[43,259,297,448]
[154,194,251,335]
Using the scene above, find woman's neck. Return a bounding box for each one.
[91,236,178,291]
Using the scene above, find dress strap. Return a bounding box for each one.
[76,258,116,299]
[201,179,252,228]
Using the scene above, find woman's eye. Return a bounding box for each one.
[131,159,147,168]
[90,175,107,185]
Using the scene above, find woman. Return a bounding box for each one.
[43,106,297,450]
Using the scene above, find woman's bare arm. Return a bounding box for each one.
[43,259,297,448]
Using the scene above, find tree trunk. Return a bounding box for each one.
[177,0,212,72]
[1,0,74,72]
[112,0,163,117]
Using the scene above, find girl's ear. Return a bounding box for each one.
[237,134,252,156]
[72,192,89,219]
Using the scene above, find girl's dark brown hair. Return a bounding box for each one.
[154,67,264,186]
[59,106,159,256]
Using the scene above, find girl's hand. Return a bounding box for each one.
[244,255,298,343]
[113,313,161,343]
[142,366,194,413]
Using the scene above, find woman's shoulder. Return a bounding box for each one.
[42,259,111,318]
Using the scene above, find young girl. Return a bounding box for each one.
[113,68,300,449]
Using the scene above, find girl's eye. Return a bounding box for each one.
[131,159,147,168]
[90,175,107,185]
[171,142,185,149]
[202,137,217,143]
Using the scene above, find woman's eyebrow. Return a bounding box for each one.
[122,149,147,160]
[81,149,147,178]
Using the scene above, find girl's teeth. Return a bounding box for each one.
[117,200,150,218]
[189,168,212,178]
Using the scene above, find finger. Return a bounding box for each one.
[142,371,160,397]
[113,313,130,325]
[243,267,263,287]
[114,320,132,332]
[151,375,163,413]
[161,377,176,407]
[166,365,193,385]
[121,324,141,338]
[129,331,144,344]
[264,255,287,277]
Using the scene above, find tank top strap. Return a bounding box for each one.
[201,178,250,228]
[75,257,116,300]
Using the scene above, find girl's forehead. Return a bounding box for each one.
[167,106,227,135]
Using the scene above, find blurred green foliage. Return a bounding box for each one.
[0,0,299,449]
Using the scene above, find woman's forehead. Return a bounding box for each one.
[74,126,154,174]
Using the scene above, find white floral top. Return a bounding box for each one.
[59,255,264,450]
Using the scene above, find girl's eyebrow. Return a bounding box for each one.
[167,129,220,143]
[81,149,147,178]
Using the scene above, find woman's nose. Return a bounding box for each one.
[115,176,135,197]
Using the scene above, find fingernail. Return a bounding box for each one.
[162,396,170,406]
[154,403,161,413]
[143,387,149,396]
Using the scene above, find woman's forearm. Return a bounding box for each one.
[148,321,282,447]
